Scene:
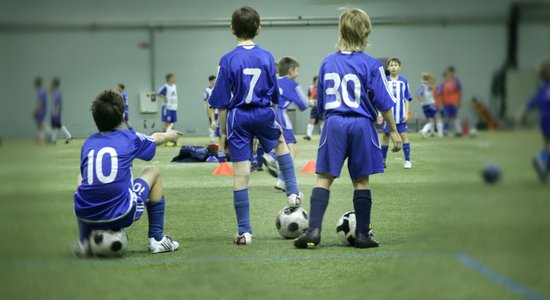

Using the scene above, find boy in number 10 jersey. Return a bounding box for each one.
[294,8,402,249]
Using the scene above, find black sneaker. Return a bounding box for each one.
[383,160,386,168]
[303,136,311,141]
[65,137,73,144]
[532,156,548,183]
[355,232,379,249]
[294,228,321,249]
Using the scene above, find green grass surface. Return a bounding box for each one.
[0,130,548,300]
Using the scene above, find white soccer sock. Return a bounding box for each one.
[429,121,435,135]
[454,119,462,134]
[208,127,215,141]
[421,122,432,133]
[306,124,314,137]
[436,121,444,137]
[51,128,58,142]
[61,126,72,139]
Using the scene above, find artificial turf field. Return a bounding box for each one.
[0,129,548,300]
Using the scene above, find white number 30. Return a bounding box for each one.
[324,73,361,110]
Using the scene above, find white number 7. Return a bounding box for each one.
[243,68,261,104]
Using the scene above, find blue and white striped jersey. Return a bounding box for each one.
[386,76,412,123]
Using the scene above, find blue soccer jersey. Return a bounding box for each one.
[527,82,550,138]
[317,51,396,121]
[74,130,156,222]
[209,44,279,109]
[51,88,62,124]
[35,87,47,122]
[386,75,412,124]
[277,76,309,130]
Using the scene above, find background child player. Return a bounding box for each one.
[304,75,323,141]
[208,6,304,246]
[157,73,179,146]
[273,56,311,191]
[33,77,47,144]
[73,90,181,256]
[415,72,443,138]
[116,83,133,130]
[203,75,217,143]
[294,8,401,249]
[523,58,550,182]
[441,66,463,137]
[49,77,72,144]
[381,57,413,169]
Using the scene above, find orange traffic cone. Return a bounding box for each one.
[301,160,316,174]
[213,162,234,176]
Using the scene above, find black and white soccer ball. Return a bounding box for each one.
[336,211,357,246]
[89,229,129,257]
[275,206,309,239]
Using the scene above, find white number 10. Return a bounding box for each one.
[243,68,261,104]
[86,147,118,184]
[324,73,361,110]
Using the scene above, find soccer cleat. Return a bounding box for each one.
[274,179,286,192]
[303,135,311,141]
[233,232,252,245]
[532,156,548,183]
[287,192,304,207]
[383,160,387,169]
[65,137,73,144]
[355,232,379,249]
[73,239,92,258]
[262,153,279,178]
[149,235,180,253]
[294,228,321,249]
[403,161,412,169]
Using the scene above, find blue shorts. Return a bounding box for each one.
[227,107,281,162]
[382,122,408,134]
[309,107,324,123]
[316,115,383,179]
[162,106,177,123]
[442,105,458,118]
[124,109,129,122]
[541,117,550,140]
[422,104,438,119]
[51,116,62,128]
[276,110,297,144]
[282,127,297,144]
[77,178,149,239]
[35,111,46,123]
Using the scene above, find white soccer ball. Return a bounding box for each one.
[89,229,129,257]
[336,211,356,246]
[275,206,309,239]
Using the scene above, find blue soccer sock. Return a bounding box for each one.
[77,220,91,242]
[146,196,166,241]
[309,187,330,230]
[403,143,411,161]
[277,153,299,196]
[382,145,389,160]
[539,148,549,165]
[234,189,252,235]
[353,189,372,236]
[256,146,264,167]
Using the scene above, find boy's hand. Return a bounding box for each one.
[389,131,402,152]
[166,123,183,139]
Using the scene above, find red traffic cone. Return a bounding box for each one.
[301,160,316,174]
[213,162,234,176]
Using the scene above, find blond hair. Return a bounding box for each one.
[421,72,432,82]
[336,8,371,51]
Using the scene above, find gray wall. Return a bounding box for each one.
[1,0,548,137]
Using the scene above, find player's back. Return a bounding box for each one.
[210,44,278,109]
[75,130,156,221]
[277,77,308,111]
[318,51,395,121]
[415,83,435,105]
[529,82,550,118]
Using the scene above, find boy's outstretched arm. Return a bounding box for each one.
[151,123,182,145]
[380,109,402,152]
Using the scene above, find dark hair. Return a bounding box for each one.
[447,65,456,72]
[117,83,125,90]
[386,57,401,67]
[166,73,175,81]
[278,56,300,76]
[91,90,125,132]
[231,6,260,40]
[34,77,42,87]
[52,77,60,87]
[208,75,216,81]
[313,75,318,82]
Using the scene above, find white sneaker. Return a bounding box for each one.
[274,179,286,192]
[262,153,279,178]
[288,192,304,208]
[73,240,91,258]
[403,161,412,169]
[233,232,252,245]
[149,235,180,253]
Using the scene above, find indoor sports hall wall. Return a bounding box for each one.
[0,0,548,138]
